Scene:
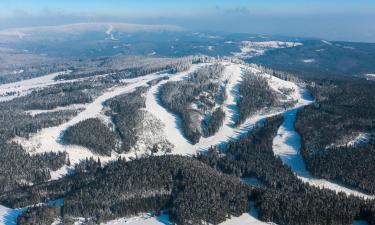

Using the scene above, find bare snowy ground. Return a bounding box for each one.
[272,107,375,200]
[232,41,302,58]
[100,208,269,225]
[0,70,72,102]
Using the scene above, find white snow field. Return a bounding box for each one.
[0,70,72,102]
[272,107,375,200]
[0,205,25,225]
[100,206,269,225]
[233,41,302,58]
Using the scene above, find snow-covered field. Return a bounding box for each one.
[233,41,302,58]
[101,206,269,225]
[272,107,375,199]
[0,70,72,102]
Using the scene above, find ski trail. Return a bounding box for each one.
[145,62,309,155]
[272,104,375,200]
[14,65,204,166]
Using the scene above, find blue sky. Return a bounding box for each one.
[1,0,375,42]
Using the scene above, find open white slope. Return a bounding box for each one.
[0,70,72,102]
[272,107,375,200]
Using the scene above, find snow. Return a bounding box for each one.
[321,40,333,45]
[0,205,26,225]
[233,41,302,58]
[101,208,269,225]
[12,69,24,74]
[365,74,375,80]
[303,59,315,63]
[272,106,375,200]
[148,51,157,56]
[0,70,72,102]
[50,165,72,181]
[101,213,172,225]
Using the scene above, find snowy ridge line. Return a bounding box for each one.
[272,105,375,200]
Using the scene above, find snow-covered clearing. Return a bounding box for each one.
[303,59,315,63]
[232,41,302,58]
[0,70,72,102]
[100,206,269,225]
[101,212,172,225]
[272,107,375,199]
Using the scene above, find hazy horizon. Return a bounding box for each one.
[1,0,375,42]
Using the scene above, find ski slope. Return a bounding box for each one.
[0,70,72,102]
[272,107,375,200]
[145,62,308,155]
[14,64,204,166]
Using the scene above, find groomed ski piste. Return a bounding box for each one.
[1,61,373,225]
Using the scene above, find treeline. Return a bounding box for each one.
[295,78,375,194]
[104,86,148,153]
[63,118,117,156]
[2,156,251,225]
[159,64,226,144]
